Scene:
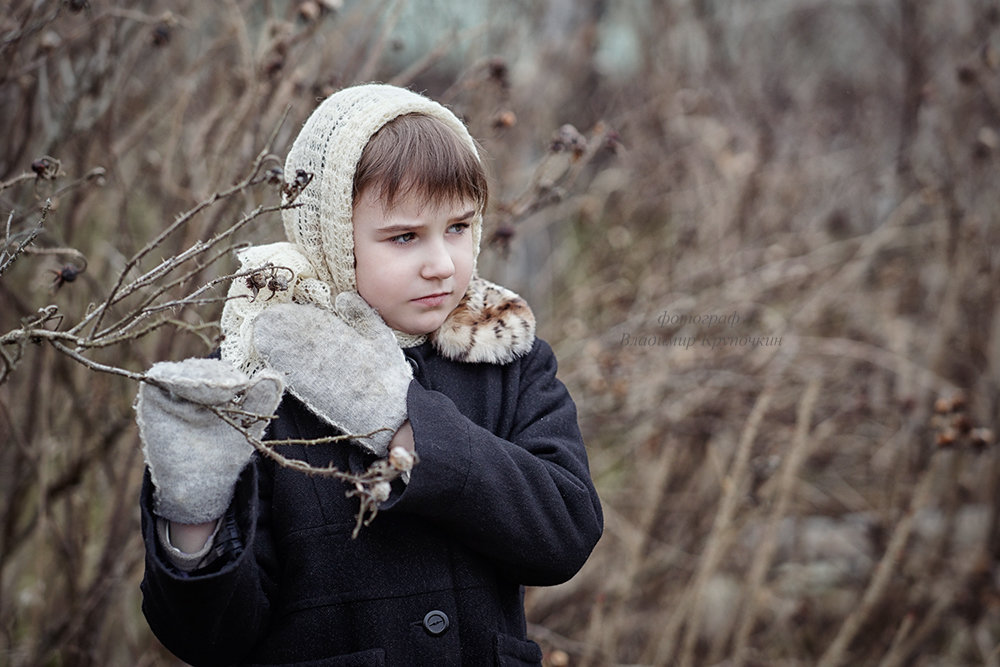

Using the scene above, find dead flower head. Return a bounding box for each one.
[31,156,61,180]
[245,264,293,301]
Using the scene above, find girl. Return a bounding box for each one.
[136,84,603,666]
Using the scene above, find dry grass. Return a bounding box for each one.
[2,1,999,666]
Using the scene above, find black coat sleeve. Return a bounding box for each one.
[138,458,278,666]
[387,338,603,586]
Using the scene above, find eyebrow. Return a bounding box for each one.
[377,223,422,234]
[375,210,475,234]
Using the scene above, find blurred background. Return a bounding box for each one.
[2,1,999,665]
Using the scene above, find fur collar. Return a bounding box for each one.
[431,276,536,364]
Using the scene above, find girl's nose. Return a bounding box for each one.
[421,239,455,280]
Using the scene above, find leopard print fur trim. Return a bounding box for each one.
[431,276,536,364]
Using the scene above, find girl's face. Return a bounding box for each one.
[352,187,475,335]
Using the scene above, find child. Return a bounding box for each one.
[135,84,603,666]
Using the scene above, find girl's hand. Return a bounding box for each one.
[390,421,415,453]
[136,358,284,524]
[251,294,413,456]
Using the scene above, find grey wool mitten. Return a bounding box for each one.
[136,358,284,524]
[251,293,413,456]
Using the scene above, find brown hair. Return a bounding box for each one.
[353,112,488,213]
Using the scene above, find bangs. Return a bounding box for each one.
[353,113,488,212]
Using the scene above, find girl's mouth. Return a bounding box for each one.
[412,292,450,307]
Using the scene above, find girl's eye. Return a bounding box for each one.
[448,222,470,235]
[390,232,415,245]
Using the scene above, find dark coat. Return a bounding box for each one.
[139,337,603,666]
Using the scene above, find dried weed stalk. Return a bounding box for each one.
[0,142,290,384]
[208,405,417,539]
[1,134,416,538]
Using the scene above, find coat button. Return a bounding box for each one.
[423,610,449,636]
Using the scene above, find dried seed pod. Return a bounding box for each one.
[40,31,62,52]
[549,650,570,667]
[51,264,82,290]
[934,393,966,414]
[952,413,973,434]
[250,272,269,289]
[246,269,270,299]
[550,124,587,158]
[31,156,60,180]
[957,64,977,85]
[492,110,517,129]
[297,0,321,22]
[151,23,171,46]
[265,273,289,300]
[372,481,391,503]
[263,56,284,77]
[487,57,510,88]
[975,127,999,159]
[936,428,957,448]
[971,428,995,449]
[265,166,284,185]
[389,446,415,472]
[604,128,624,152]
[281,169,314,201]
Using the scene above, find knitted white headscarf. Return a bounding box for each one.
[282,83,483,293]
[220,84,485,375]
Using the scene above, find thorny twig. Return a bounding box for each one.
[0,253,299,374]
[210,406,418,538]
[0,171,39,193]
[0,161,105,279]
[0,200,51,277]
[2,165,106,228]
[489,121,620,250]
[84,199,298,342]
[79,110,293,338]
[0,259,295,384]
[0,108,398,528]
[83,173,268,337]
[94,262,296,344]
[240,263,294,302]
[93,242,251,339]
[1,129,305,387]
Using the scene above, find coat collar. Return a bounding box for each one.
[430,276,535,365]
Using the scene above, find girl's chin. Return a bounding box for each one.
[387,315,447,336]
